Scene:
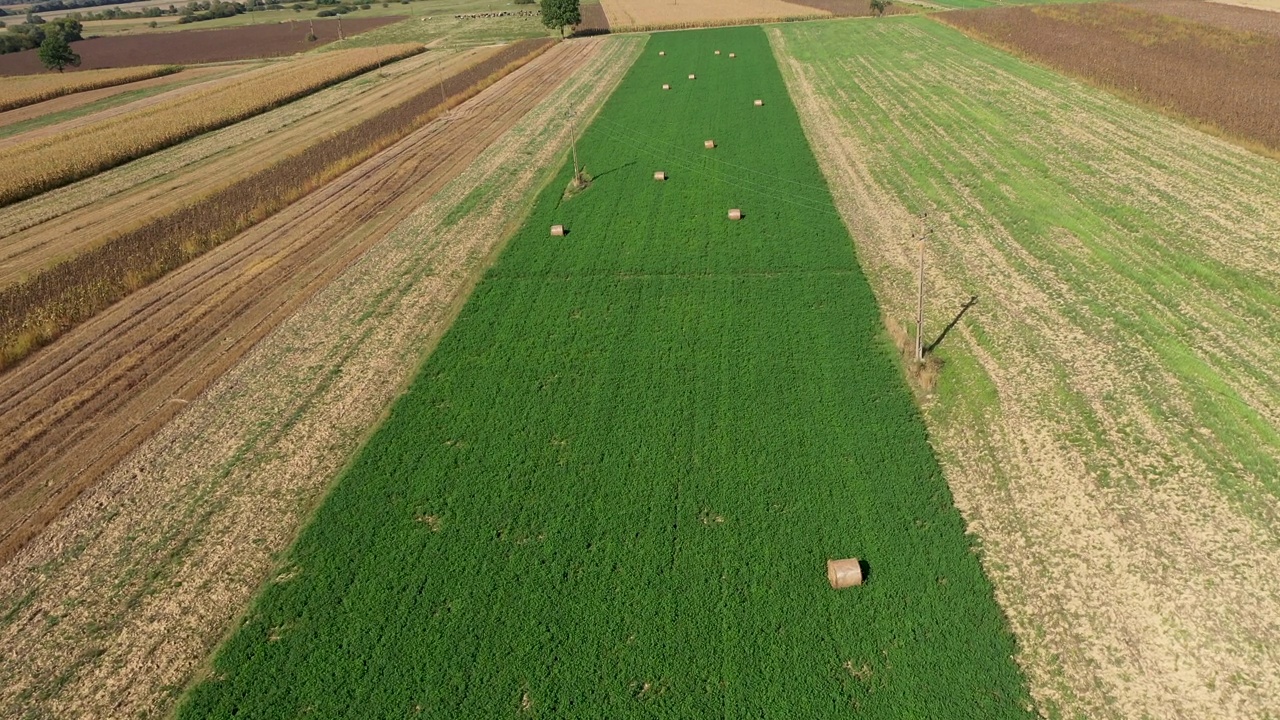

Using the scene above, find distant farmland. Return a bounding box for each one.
[942,2,1280,154]
[0,17,403,75]
[179,26,1032,718]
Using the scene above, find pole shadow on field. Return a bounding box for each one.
[590,160,636,182]
[926,295,978,354]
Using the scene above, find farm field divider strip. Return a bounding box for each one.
[0,37,556,372]
[178,26,1034,718]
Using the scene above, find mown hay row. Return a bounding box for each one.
[0,65,182,112]
[0,43,424,207]
[0,38,556,371]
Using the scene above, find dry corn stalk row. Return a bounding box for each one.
[0,44,424,207]
[0,38,556,371]
[0,65,182,112]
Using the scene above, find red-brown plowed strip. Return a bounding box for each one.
[574,2,612,34]
[0,17,404,75]
[0,38,597,567]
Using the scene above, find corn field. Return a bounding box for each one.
[0,38,555,370]
[0,65,182,113]
[0,44,424,207]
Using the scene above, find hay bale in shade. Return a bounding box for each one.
[728,208,742,221]
[662,84,670,90]
[654,171,667,181]
[550,225,565,237]
[754,99,764,107]
[704,139,715,149]
[827,558,863,589]
[688,74,696,80]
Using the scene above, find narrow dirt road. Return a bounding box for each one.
[0,39,598,566]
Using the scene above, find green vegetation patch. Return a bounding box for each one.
[179,26,1032,718]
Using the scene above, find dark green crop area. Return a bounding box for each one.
[179,26,1033,718]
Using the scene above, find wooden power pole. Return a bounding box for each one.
[915,219,928,363]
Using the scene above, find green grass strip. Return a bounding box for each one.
[178,26,1033,718]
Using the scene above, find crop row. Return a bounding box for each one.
[0,38,555,370]
[0,43,424,207]
[178,27,1032,718]
[942,3,1280,155]
[0,65,182,113]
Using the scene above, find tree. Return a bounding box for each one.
[870,0,891,16]
[539,0,578,38]
[38,32,78,72]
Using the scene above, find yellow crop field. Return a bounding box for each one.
[0,65,180,112]
[599,0,826,29]
[0,44,423,206]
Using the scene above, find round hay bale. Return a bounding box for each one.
[654,171,667,181]
[715,50,721,55]
[662,84,670,90]
[729,52,736,58]
[728,208,742,221]
[827,558,863,589]
[688,74,696,80]
[704,139,715,149]
[550,225,565,237]
[659,51,665,56]
[754,99,764,107]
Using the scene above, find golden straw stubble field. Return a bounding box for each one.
[0,43,423,206]
[0,35,640,720]
[600,0,826,28]
[0,65,180,112]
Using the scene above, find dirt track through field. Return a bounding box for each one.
[0,48,487,291]
[0,35,639,720]
[0,39,597,568]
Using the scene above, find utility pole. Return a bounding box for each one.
[567,106,584,186]
[914,215,929,364]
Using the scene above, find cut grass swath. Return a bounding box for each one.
[178,26,1033,719]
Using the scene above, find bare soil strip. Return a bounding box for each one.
[0,35,640,720]
[772,19,1280,720]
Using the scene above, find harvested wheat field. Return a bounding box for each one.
[600,0,825,28]
[773,16,1280,720]
[0,64,254,134]
[0,35,639,719]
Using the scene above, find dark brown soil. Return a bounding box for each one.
[0,17,404,75]
[573,2,611,35]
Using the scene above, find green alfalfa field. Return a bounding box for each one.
[178,26,1033,718]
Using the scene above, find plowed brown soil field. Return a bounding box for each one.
[0,39,594,568]
[0,35,638,719]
